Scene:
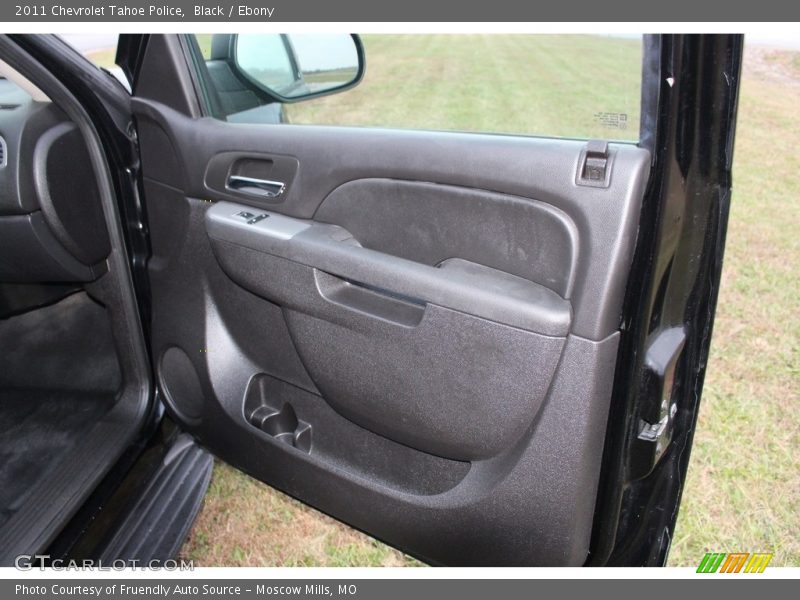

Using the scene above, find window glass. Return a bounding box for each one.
[59,34,130,91]
[189,34,643,141]
[0,77,33,105]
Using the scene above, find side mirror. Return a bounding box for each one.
[233,34,364,103]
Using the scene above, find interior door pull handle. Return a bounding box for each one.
[227,175,286,199]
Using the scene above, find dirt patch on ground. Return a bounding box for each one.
[744,45,800,88]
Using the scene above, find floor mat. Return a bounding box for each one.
[0,292,121,528]
[0,389,114,528]
[0,291,120,393]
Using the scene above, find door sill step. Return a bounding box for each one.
[97,434,212,563]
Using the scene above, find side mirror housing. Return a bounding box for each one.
[232,34,364,103]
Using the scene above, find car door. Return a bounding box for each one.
[119,33,741,566]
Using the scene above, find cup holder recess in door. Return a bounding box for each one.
[245,376,312,453]
[248,403,312,453]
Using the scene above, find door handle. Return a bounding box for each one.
[227,175,286,199]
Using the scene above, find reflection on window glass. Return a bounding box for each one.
[283,35,360,96]
[236,34,298,96]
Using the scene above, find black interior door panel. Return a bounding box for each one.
[134,99,648,340]
[132,42,650,562]
[205,203,568,460]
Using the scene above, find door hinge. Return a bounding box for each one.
[576,139,613,188]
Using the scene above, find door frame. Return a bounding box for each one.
[588,34,743,566]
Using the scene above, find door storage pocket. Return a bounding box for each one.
[285,303,565,461]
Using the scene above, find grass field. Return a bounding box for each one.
[81,34,799,568]
[286,35,642,140]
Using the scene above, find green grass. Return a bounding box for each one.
[172,36,800,567]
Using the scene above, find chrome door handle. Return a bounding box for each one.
[227,175,286,199]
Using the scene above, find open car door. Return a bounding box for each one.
[112,33,741,566]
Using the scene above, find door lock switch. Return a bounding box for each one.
[576,140,613,188]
